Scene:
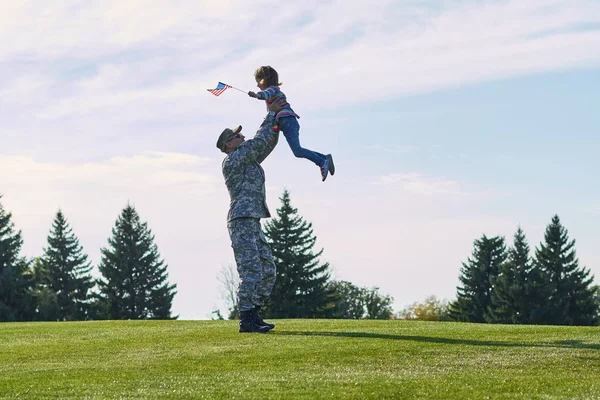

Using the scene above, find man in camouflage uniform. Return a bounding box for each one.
[216,100,284,333]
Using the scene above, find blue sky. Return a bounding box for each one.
[1,0,599,319]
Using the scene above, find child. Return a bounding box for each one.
[248,66,335,182]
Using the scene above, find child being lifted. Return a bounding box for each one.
[248,66,335,182]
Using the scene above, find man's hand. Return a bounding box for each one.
[248,91,257,98]
[267,98,286,114]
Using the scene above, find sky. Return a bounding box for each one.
[1,0,599,320]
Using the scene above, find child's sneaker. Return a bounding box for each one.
[327,154,335,176]
[320,159,330,182]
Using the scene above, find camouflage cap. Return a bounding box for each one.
[216,125,242,152]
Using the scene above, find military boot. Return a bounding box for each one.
[239,310,270,333]
[252,307,275,330]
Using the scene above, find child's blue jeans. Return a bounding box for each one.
[278,117,326,167]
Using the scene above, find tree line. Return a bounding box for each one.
[0,196,177,322]
[448,216,599,325]
[4,188,597,325]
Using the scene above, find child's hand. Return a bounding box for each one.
[248,91,257,98]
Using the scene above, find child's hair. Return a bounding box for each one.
[254,66,282,87]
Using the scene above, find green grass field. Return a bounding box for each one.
[1,320,599,399]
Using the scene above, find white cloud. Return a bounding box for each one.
[2,0,598,161]
[2,0,599,121]
[0,153,214,193]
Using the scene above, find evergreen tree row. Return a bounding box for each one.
[449,216,599,325]
[0,196,177,322]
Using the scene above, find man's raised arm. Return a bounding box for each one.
[225,99,285,169]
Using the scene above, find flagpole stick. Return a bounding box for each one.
[227,85,248,94]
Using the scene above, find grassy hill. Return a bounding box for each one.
[0,319,599,399]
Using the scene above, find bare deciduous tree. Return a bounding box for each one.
[217,263,239,319]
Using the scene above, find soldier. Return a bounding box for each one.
[216,99,285,333]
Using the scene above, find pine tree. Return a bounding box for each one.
[96,204,177,320]
[0,196,35,321]
[38,210,94,321]
[32,257,59,321]
[534,215,598,325]
[448,235,506,323]
[488,227,534,324]
[263,190,335,318]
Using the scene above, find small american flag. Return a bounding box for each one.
[207,82,232,96]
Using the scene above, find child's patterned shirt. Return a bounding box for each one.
[256,86,299,120]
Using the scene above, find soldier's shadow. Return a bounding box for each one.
[272,331,600,351]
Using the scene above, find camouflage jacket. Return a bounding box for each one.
[222,114,279,222]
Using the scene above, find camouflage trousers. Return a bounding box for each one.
[228,217,276,312]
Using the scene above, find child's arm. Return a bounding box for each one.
[253,87,278,100]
